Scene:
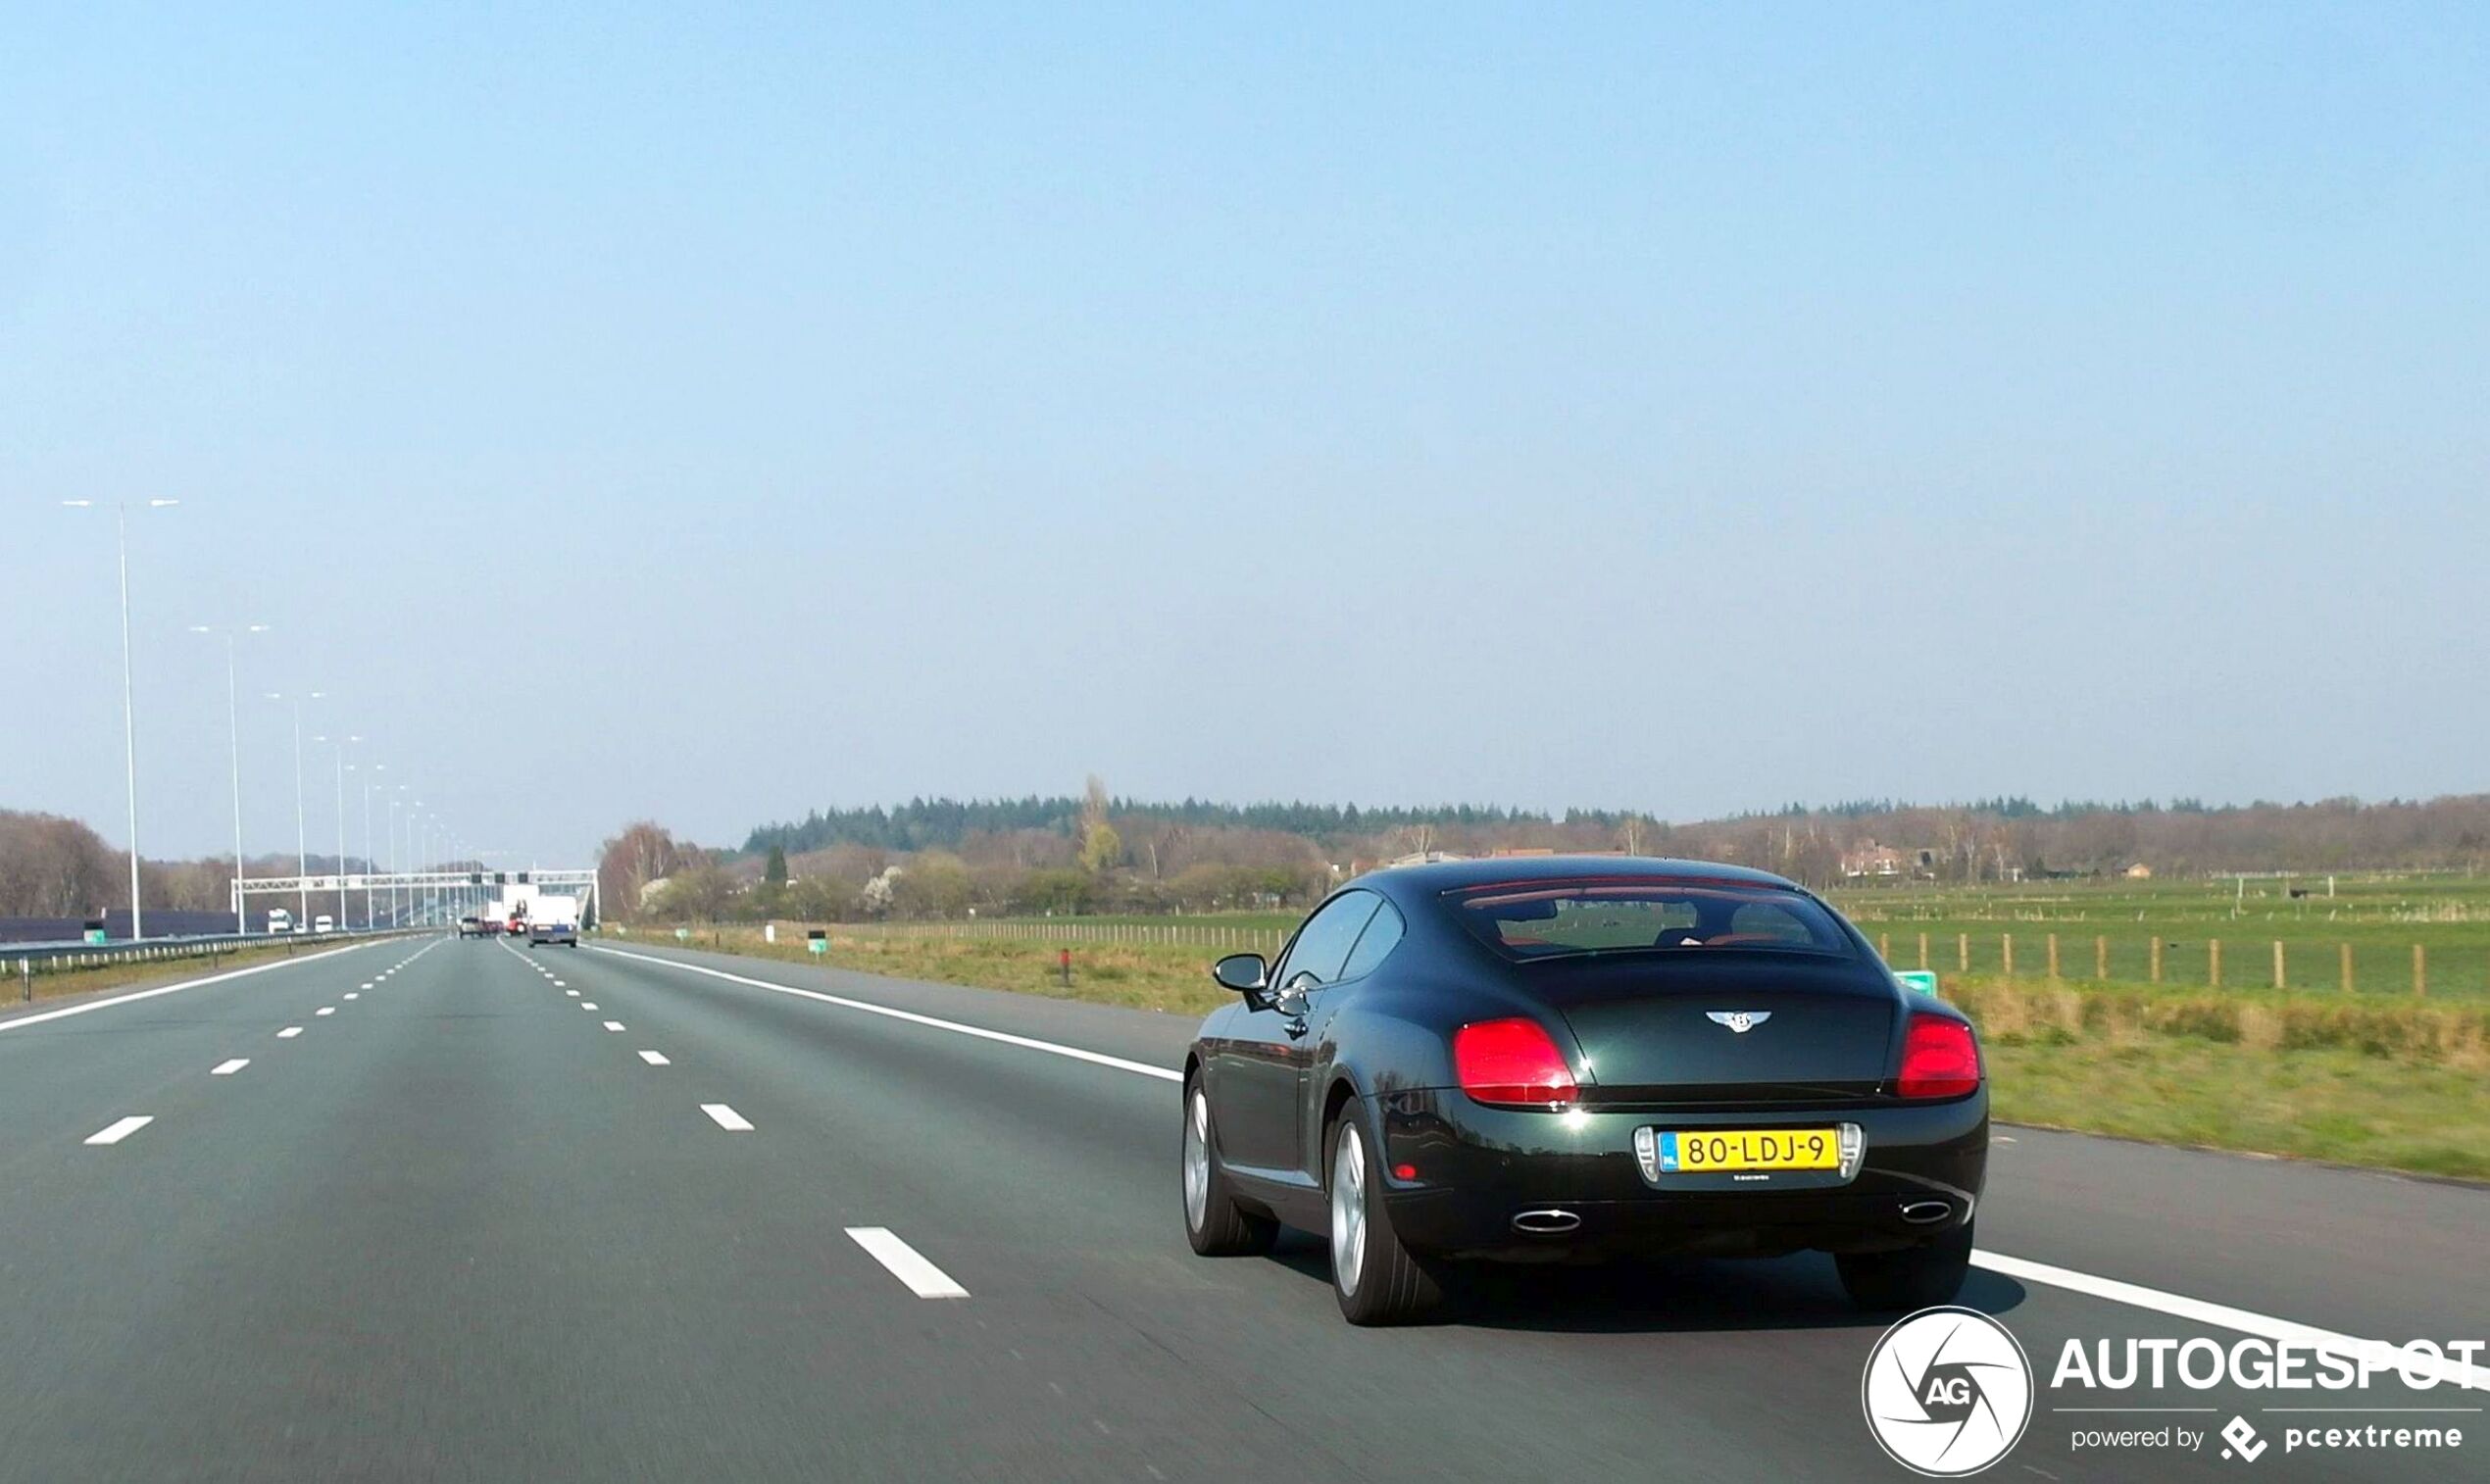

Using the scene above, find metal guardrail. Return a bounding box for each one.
[7,926,437,1003]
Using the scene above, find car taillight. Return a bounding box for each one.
[1896,1014,1981,1099]
[1453,1017,1578,1108]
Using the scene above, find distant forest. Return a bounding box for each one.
[736,792,2490,883]
[742,796,1569,856]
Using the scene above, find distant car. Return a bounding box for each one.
[1180,856,1988,1325]
[527,919,578,948]
[314,915,334,934]
[507,915,526,937]
[456,916,486,938]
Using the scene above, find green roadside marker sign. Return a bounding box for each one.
[809,940,826,955]
[675,927,690,942]
[808,928,827,956]
[1895,969,1940,997]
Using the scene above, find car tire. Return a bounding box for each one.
[1836,1220,1975,1311]
[1181,1076,1276,1257]
[1326,1108,1443,1326]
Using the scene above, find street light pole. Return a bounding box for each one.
[271,691,324,925]
[360,764,382,929]
[65,498,176,940]
[315,733,360,928]
[189,623,268,932]
[385,793,403,927]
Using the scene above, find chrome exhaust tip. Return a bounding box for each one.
[1511,1209,1582,1235]
[1898,1200,1954,1226]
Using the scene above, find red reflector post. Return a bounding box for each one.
[1896,1014,1981,1099]
[1454,1017,1578,1108]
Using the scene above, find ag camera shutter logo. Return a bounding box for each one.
[1862,1307,2035,1476]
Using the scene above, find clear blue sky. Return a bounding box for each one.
[5,4,2486,864]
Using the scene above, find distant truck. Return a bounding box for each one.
[268,908,294,934]
[525,893,581,948]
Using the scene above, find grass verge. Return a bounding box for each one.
[0,938,337,1007]
[623,929,2490,1182]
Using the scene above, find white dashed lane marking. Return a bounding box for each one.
[343,993,359,1001]
[701,1104,753,1132]
[316,1007,335,1016]
[846,1228,969,1299]
[211,1059,249,1075]
[581,1003,599,1011]
[603,1021,624,1031]
[277,1027,303,1038]
[638,1050,670,1065]
[84,1116,155,1146]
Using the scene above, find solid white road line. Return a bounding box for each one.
[1972,1251,2490,1392]
[601,943,2474,1386]
[84,1115,154,1146]
[277,1027,303,1038]
[638,1050,671,1065]
[845,1227,969,1299]
[0,940,384,1037]
[603,1021,624,1031]
[211,1059,250,1075]
[592,947,1183,1083]
[701,1103,753,1131]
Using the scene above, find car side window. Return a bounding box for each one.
[1272,891,1381,990]
[1335,899,1406,982]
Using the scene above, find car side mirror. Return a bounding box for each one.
[1212,953,1268,995]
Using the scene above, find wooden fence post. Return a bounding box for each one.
[2340,943,2353,994]
[2209,938,2221,989]
[2095,934,2108,980]
[1879,932,1891,962]
[2002,933,2015,977]
[2150,937,2163,983]
[2046,933,2060,980]
[1958,933,1969,972]
[2272,940,2285,991]
[1918,932,1930,969]
[2414,944,2426,998]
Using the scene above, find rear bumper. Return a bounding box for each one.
[1372,1089,1986,1261]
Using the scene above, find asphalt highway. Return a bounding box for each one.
[0,934,2479,1481]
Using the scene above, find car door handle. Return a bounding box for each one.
[1282,1016,1310,1040]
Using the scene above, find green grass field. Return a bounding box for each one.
[1827,871,2490,995]
[1,938,321,1006]
[626,901,2490,1180]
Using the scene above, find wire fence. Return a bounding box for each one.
[685,918,2475,997]
[1862,928,2458,996]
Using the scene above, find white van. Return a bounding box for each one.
[314,915,334,934]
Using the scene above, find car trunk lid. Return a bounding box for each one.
[1529,955,1903,1105]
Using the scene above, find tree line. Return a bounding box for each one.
[600,791,2490,925]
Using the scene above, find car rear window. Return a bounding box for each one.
[1448,879,1855,961]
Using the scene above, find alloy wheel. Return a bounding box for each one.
[1330,1123,1368,1297]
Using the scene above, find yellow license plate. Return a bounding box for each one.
[1655,1127,1840,1173]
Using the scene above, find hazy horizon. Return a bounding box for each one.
[7,6,2485,866]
